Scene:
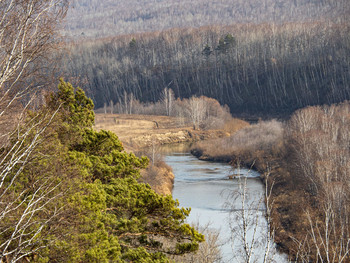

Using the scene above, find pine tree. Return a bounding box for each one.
[0,80,204,262]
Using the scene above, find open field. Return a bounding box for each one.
[95,113,249,195]
[94,113,231,150]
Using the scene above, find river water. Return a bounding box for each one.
[162,146,288,263]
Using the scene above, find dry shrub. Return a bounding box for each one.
[172,222,222,263]
[227,119,283,153]
[265,102,350,262]
[131,100,164,115]
[192,119,284,164]
[136,145,175,195]
[223,118,250,134]
[140,161,174,196]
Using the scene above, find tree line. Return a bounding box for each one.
[282,102,350,262]
[64,0,349,38]
[62,21,350,116]
[96,89,232,130]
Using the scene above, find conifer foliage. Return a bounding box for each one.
[0,80,203,262]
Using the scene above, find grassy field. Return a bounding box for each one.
[94,113,237,150]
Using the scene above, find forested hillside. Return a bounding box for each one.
[64,0,349,38]
[62,22,350,116]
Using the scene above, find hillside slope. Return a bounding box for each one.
[64,0,349,38]
[62,22,350,116]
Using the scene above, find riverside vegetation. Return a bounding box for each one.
[191,103,350,262]
[93,95,246,196]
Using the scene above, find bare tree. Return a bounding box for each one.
[0,107,64,263]
[128,92,134,114]
[171,222,222,263]
[0,0,68,261]
[110,99,113,114]
[146,136,162,166]
[161,87,174,116]
[292,196,350,263]
[120,91,135,114]
[185,96,207,130]
[0,0,68,117]
[225,165,281,263]
[286,103,350,262]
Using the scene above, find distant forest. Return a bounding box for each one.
[62,21,350,116]
[64,0,349,38]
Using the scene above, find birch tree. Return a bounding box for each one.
[226,166,279,263]
[185,96,207,130]
[0,0,68,116]
[0,106,64,263]
[0,0,68,261]
[161,87,174,116]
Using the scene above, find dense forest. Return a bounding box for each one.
[62,21,350,116]
[64,0,349,37]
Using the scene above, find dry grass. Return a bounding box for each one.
[94,113,241,149]
[140,161,175,196]
[94,113,193,149]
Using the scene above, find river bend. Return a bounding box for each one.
[164,149,288,263]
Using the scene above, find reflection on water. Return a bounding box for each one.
[163,147,288,263]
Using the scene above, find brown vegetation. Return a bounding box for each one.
[140,161,174,196]
[280,103,350,262]
[191,120,283,166]
[96,94,232,131]
[94,113,230,149]
[191,103,350,262]
[64,0,348,38]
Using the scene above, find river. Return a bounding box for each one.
[162,145,288,263]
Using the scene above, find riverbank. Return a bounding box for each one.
[95,114,294,254]
[189,112,350,262]
[95,109,350,261]
[94,114,294,258]
[190,119,284,174]
[191,147,294,251]
[95,113,233,149]
[189,120,296,256]
[94,113,248,196]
